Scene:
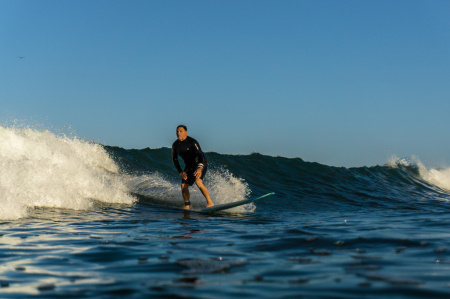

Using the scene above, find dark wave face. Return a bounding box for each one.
[105,147,450,215]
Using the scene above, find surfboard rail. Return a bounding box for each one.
[199,192,275,214]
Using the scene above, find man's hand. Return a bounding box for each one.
[194,168,202,179]
[180,172,188,180]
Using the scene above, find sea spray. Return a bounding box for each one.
[0,126,135,220]
[203,167,253,212]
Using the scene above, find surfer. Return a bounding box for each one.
[172,125,214,210]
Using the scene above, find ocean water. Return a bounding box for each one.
[1,126,450,298]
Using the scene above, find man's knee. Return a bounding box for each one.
[195,179,205,188]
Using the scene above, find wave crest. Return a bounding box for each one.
[388,155,450,192]
[0,126,135,220]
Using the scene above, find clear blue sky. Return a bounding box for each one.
[1,0,449,167]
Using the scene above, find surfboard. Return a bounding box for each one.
[198,192,275,214]
[133,192,275,214]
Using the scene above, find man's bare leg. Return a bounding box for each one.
[195,178,214,208]
[181,183,191,210]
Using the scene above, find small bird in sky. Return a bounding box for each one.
[17,56,25,59]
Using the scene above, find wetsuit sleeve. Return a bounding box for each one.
[192,140,205,169]
[172,143,183,173]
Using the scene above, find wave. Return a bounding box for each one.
[107,146,450,213]
[1,125,450,220]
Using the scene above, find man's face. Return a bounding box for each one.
[176,127,188,141]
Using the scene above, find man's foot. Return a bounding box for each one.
[206,203,214,208]
[184,205,191,210]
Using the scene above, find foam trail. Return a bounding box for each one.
[128,168,254,213]
[0,126,135,220]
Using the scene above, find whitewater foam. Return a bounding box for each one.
[128,167,253,213]
[418,167,450,192]
[388,155,450,192]
[0,126,135,220]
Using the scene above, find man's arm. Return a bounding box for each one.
[172,144,183,173]
[192,140,205,169]
[192,140,205,179]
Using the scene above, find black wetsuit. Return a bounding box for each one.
[172,136,207,186]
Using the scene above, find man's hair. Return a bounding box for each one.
[177,125,187,131]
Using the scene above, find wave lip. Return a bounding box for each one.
[389,155,450,192]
